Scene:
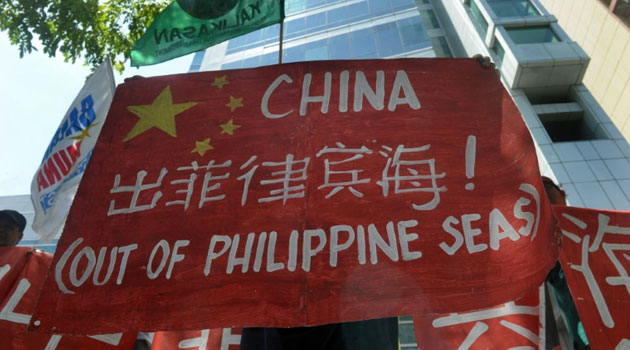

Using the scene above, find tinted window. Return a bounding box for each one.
[398,17,429,51]
[305,39,329,60]
[507,26,560,44]
[283,45,306,63]
[351,28,377,57]
[328,34,351,59]
[374,22,404,57]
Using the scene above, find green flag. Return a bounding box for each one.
[131,0,284,67]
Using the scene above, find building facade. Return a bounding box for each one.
[537,0,630,142]
[190,0,630,347]
[193,0,630,212]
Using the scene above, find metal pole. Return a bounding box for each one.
[278,20,284,64]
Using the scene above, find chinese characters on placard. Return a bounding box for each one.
[108,142,447,216]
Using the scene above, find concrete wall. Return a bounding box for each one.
[539,0,630,141]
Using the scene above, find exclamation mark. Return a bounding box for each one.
[465,135,476,191]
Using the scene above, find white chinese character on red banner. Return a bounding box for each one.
[107,168,168,216]
[258,154,310,204]
[377,144,446,210]
[416,286,544,349]
[316,142,372,198]
[560,212,630,329]
[166,160,231,210]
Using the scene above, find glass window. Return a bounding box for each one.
[285,17,306,35]
[369,0,391,15]
[391,0,415,11]
[346,2,370,22]
[398,17,430,51]
[283,45,306,63]
[374,22,404,57]
[507,26,560,44]
[328,34,352,59]
[466,0,489,37]
[263,24,280,41]
[241,56,261,69]
[306,12,327,33]
[487,0,540,17]
[326,6,347,25]
[221,60,243,70]
[305,39,329,61]
[351,27,378,58]
[419,9,440,30]
[430,36,452,57]
[492,40,505,66]
[261,52,279,66]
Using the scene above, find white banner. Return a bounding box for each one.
[30,59,116,241]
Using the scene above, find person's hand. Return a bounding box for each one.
[472,54,496,70]
[124,75,145,83]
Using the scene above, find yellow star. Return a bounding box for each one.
[220,119,241,135]
[226,96,243,112]
[69,122,99,141]
[191,138,214,156]
[123,86,198,142]
[211,75,229,89]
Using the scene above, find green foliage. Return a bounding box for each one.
[0,0,169,73]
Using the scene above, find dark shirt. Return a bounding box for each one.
[240,318,399,350]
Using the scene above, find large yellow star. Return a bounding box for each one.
[211,75,229,89]
[123,86,198,142]
[226,96,243,112]
[191,138,214,156]
[69,122,99,141]
[220,119,241,135]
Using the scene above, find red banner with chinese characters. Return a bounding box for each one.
[554,206,630,349]
[0,247,136,349]
[413,285,545,349]
[152,328,241,350]
[32,58,558,334]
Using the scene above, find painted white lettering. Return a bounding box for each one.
[267,231,285,272]
[354,70,385,111]
[388,70,421,111]
[357,225,367,265]
[489,208,520,250]
[204,235,231,276]
[440,216,464,255]
[116,244,137,285]
[147,240,169,280]
[302,229,326,272]
[288,230,299,272]
[397,220,422,261]
[227,234,255,274]
[514,197,534,236]
[300,72,331,116]
[69,246,96,287]
[330,225,355,267]
[166,240,190,279]
[262,74,293,119]
[368,222,399,264]
[462,214,487,253]
[339,70,350,112]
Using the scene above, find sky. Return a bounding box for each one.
[0,34,197,196]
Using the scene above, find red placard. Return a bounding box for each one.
[0,247,136,349]
[414,285,545,349]
[152,328,241,350]
[32,59,558,334]
[554,206,630,349]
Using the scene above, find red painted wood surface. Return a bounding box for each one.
[554,206,630,350]
[0,247,136,349]
[31,59,557,334]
